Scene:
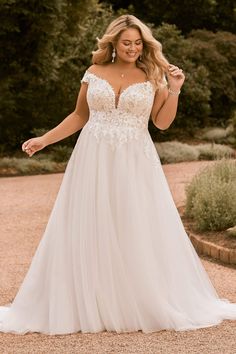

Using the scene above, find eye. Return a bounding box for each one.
[135,40,142,45]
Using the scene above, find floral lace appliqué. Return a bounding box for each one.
[81,71,161,165]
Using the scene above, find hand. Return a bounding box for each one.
[22,136,47,157]
[166,64,185,91]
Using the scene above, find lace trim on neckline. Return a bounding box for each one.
[85,70,152,109]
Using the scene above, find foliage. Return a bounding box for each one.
[0,157,66,175]
[226,226,236,238]
[196,118,236,146]
[151,24,212,135]
[50,145,73,162]
[44,2,113,132]
[229,110,236,146]
[1,141,235,176]
[105,0,236,34]
[155,142,199,164]
[0,0,65,149]
[0,1,235,151]
[155,141,235,164]
[185,160,236,231]
[195,144,235,160]
[201,128,232,141]
[0,0,112,151]
[149,24,236,138]
[186,30,236,123]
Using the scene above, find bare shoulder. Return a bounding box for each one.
[87,64,106,76]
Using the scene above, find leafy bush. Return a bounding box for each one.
[201,128,231,141]
[152,24,211,134]
[0,0,112,151]
[226,226,236,238]
[0,157,66,175]
[228,110,236,147]
[186,30,236,125]
[121,0,235,34]
[1,2,236,149]
[50,145,73,162]
[154,141,235,164]
[185,160,236,231]
[196,143,235,160]
[196,120,236,146]
[149,25,236,139]
[155,141,199,163]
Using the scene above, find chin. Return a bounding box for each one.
[122,57,138,63]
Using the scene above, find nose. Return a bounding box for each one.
[129,42,136,50]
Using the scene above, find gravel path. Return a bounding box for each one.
[0,161,235,354]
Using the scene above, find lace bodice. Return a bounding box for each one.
[81,70,155,137]
[81,70,160,164]
[81,70,155,115]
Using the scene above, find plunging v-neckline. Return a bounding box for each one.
[86,71,151,109]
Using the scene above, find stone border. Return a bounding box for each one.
[188,232,236,265]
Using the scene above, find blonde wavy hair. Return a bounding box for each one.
[92,15,169,90]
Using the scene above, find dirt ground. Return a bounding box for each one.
[0,160,235,354]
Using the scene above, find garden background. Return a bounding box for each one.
[0,0,235,154]
[0,2,236,352]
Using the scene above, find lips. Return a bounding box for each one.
[126,52,137,57]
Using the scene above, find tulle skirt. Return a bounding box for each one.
[1,125,236,335]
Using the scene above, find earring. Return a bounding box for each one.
[139,54,142,61]
[112,48,116,63]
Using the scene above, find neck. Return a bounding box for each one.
[113,59,136,71]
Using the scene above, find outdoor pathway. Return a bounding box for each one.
[0,161,235,354]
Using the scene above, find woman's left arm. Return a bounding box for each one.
[151,64,185,130]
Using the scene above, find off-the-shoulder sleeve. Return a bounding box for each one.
[80,70,90,84]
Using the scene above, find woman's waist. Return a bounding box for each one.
[87,110,149,131]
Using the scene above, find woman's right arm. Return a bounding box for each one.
[22,82,89,157]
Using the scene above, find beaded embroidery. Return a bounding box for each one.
[81,71,161,165]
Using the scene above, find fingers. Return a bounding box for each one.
[22,141,28,152]
[168,64,185,78]
[22,139,35,157]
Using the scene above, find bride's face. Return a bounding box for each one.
[115,28,143,63]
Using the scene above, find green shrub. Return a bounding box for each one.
[0,157,66,175]
[226,226,236,238]
[155,141,199,163]
[50,145,73,162]
[185,160,236,231]
[186,30,236,125]
[228,110,236,147]
[155,141,235,164]
[196,143,235,160]
[201,128,230,141]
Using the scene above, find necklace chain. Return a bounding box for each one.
[116,66,136,79]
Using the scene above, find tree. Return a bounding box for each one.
[149,24,236,139]
[0,0,65,150]
[0,0,112,151]
[104,0,236,34]
[186,30,236,124]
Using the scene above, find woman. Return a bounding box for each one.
[0,14,236,335]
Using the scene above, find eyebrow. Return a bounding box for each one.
[121,39,142,42]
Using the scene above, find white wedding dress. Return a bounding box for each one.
[0,70,236,335]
